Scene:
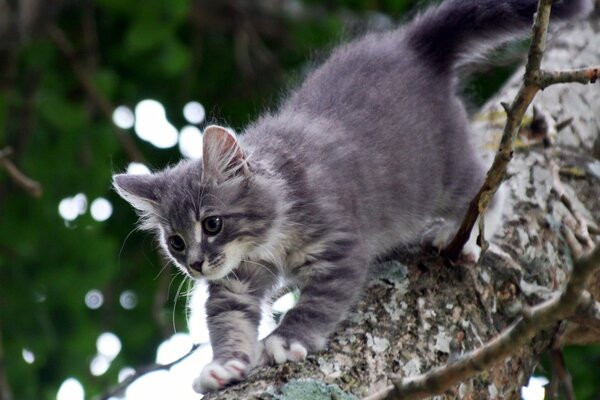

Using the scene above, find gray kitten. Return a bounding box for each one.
[113,0,590,393]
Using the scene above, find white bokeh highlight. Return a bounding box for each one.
[58,193,87,221]
[97,332,122,361]
[119,290,138,310]
[119,367,136,383]
[90,355,111,377]
[84,289,104,309]
[134,99,178,149]
[126,162,151,175]
[112,106,135,129]
[183,101,206,124]
[57,378,85,400]
[521,376,549,400]
[90,198,113,222]
[22,348,35,364]
[156,334,194,365]
[122,337,211,400]
[179,126,203,159]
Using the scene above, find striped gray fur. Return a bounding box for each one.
[112,0,591,393]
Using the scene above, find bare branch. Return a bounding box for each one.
[0,321,14,400]
[549,349,575,400]
[568,298,600,330]
[535,66,600,88]
[45,24,147,164]
[0,146,42,197]
[364,244,600,400]
[95,344,201,400]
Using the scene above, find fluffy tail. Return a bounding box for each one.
[406,0,592,72]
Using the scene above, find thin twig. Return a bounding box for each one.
[0,148,13,160]
[46,25,147,164]
[442,0,600,260]
[0,147,42,197]
[364,244,600,400]
[550,349,575,400]
[0,321,14,400]
[549,156,595,249]
[535,66,600,88]
[568,298,600,331]
[95,344,201,400]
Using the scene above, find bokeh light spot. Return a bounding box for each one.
[134,99,178,149]
[183,101,206,124]
[156,333,193,365]
[57,378,84,400]
[119,367,135,383]
[97,332,122,361]
[22,348,35,364]
[521,376,548,400]
[112,106,135,129]
[90,355,110,376]
[179,126,203,159]
[58,193,87,221]
[119,290,138,310]
[90,198,113,221]
[126,162,151,175]
[85,289,104,309]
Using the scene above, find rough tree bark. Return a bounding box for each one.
[203,10,600,400]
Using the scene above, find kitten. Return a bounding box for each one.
[113,0,591,393]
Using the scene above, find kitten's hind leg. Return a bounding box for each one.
[259,250,368,364]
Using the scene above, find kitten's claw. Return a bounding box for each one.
[192,359,248,394]
[262,335,307,365]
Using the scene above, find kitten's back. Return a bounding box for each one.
[243,0,591,256]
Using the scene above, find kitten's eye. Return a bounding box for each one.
[168,235,186,252]
[202,216,223,236]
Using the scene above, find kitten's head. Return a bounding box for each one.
[113,125,283,281]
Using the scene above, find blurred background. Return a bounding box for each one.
[0,0,598,399]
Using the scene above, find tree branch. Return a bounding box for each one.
[45,24,147,164]
[549,349,575,400]
[95,344,201,400]
[442,0,600,260]
[0,147,42,197]
[364,244,600,400]
[535,66,600,88]
[0,321,13,400]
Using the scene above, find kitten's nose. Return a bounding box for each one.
[189,259,204,273]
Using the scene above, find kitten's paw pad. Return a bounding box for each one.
[192,359,248,394]
[263,335,307,364]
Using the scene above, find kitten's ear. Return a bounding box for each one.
[202,125,249,182]
[113,173,162,213]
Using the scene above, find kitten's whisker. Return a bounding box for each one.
[243,259,278,280]
[172,275,189,334]
[154,260,172,281]
[118,228,138,268]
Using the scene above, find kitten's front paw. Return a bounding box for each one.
[261,335,307,365]
[192,359,249,394]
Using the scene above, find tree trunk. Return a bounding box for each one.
[205,10,600,400]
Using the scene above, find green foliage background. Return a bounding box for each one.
[0,0,598,399]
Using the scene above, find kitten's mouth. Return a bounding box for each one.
[193,256,236,281]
